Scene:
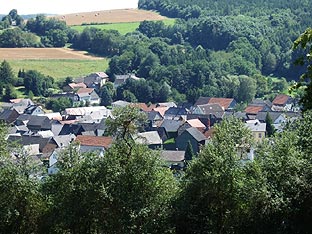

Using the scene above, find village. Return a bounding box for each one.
[0,71,301,176]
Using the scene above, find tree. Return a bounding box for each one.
[0,124,46,233]
[99,86,113,106]
[46,97,73,112]
[3,84,17,101]
[0,60,16,86]
[293,28,312,111]
[175,117,254,234]
[265,112,275,137]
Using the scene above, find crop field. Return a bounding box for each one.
[52,9,167,26]
[0,48,104,60]
[0,48,108,80]
[71,18,176,35]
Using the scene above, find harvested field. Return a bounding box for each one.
[51,9,167,26]
[0,48,104,60]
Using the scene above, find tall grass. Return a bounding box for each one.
[8,59,109,81]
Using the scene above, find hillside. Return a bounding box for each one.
[50,8,167,26]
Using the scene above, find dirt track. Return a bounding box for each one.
[51,9,166,26]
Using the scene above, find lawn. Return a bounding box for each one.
[71,18,176,35]
[8,59,109,81]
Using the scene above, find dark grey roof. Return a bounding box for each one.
[24,105,41,114]
[160,150,185,162]
[148,111,163,121]
[165,107,188,116]
[7,135,52,152]
[27,116,51,128]
[160,119,182,132]
[250,99,272,107]
[256,111,281,122]
[0,109,19,123]
[194,97,211,106]
[185,127,207,142]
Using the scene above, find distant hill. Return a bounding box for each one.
[49,8,166,26]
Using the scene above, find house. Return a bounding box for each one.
[38,112,62,121]
[84,72,109,89]
[176,127,207,153]
[0,109,19,124]
[160,119,183,139]
[147,111,163,128]
[245,119,266,143]
[64,106,109,119]
[244,99,272,116]
[111,100,130,108]
[7,135,57,155]
[134,131,162,149]
[164,107,188,120]
[76,88,101,105]
[192,103,225,118]
[194,97,237,110]
[256,111,300,132]
[152,106,169,118]
[178,119,206,136]
[24,105,45,115]
[272,94,294,111]
[27,116,52,132]
[63,82,87,92]
[159,150,186,169]
[156,102,177,108]
[75,135,113,156]
[113,74,142,88]
[6,98,34,114]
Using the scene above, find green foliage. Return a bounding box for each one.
[265,112,275,137]
[0,60,16,86]
[175,117,254,233]
[23,70,54,97]
[8,59,109,81]
[0,28,41,47]
[293,28,312,111]
[46,97,73,112]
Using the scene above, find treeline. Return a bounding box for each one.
[0,60,56,101]
[0,10,75,47]
[0,107,312,233]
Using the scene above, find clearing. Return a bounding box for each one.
[51,9,167,26]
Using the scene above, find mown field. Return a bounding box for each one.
[52,9,167,26]
[71,18,176,35]
[0,48,108,80]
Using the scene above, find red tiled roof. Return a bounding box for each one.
[75,135,113,149]
[187,119,206,128]
[272,94,290,106]
[130,103,156,112]
[76,88,94,94]
[208,98,234,110]
[245,105,264,115]
[153,107,169,117]
[69,82,87,89]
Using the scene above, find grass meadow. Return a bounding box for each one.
[71,18,176,35]
[8,59,109,81]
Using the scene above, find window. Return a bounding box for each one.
[258,133,262,138]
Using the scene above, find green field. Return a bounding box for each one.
[71,19,176,35]
[8,59,109,81]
